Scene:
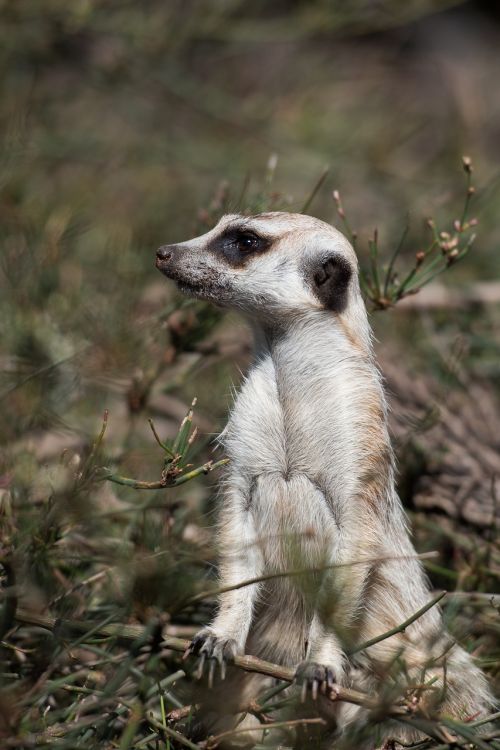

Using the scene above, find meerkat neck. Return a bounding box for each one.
[252,309,374,374]
[250,311,396,510]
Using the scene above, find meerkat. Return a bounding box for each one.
[156,213,493,745]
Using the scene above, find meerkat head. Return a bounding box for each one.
[156,212,363,322]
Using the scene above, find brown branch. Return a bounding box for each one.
[13,607,406,715]
[166,704,198,723]
[147,713,202,749]
[19,607,493,747]
[204,717,326,749]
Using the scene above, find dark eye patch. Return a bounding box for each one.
[209,226,272,267]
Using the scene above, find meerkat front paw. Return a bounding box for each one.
[294,661,337,702]
[184,629,240,686]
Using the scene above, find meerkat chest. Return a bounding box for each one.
[220,352,349,486]
[221,356,338,569]
[221,355,288,476]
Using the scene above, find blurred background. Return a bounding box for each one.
[1,1,499,746]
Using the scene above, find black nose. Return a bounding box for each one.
[156,245,172,262]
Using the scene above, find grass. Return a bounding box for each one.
[1,2,500,746]
[1,164,499,748]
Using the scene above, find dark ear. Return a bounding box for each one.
[311,254,352,313]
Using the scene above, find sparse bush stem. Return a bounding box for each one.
[301,167,329,213]
[332,189,358,250]
[96,400,228,492]
[354,160,478,310]
[383,218,410,299]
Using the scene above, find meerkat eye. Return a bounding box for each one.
[216,227,271,265]
[234,231,261,251]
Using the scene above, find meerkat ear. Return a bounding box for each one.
[311,254,352,313]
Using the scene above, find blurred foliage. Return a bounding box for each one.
[1,0,500,747]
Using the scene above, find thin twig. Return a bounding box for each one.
[148,418,176,458]
[301,167,329,213]
[179,551,438,610]
[148,712,202,749]
[205,717,326,749]
[384,216,410,298]
[349,591,447,655]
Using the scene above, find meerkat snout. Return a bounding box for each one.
[156,245,173,265]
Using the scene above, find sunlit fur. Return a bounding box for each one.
[158,213,493,744]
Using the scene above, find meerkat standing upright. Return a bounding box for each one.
[156,213,493,744]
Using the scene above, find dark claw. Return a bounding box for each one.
[185,629,239,686]
[196,651,206,679]
[208,650,223,688]
[312,678,318,701]
[327,669,335,691]
[183,630,208,659]
[294,661,336,702]
[301,679,308,703]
